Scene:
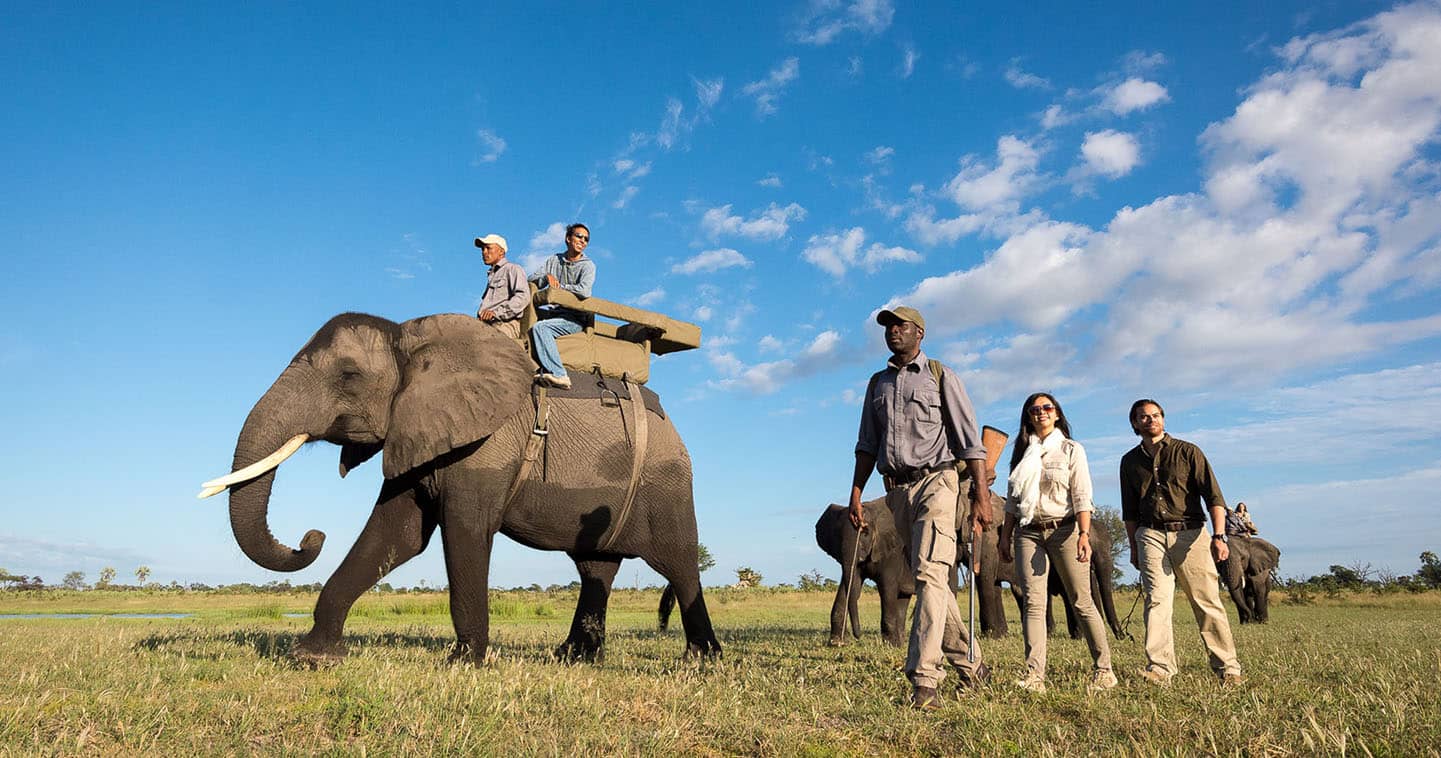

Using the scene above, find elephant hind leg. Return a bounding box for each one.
[658,584,677,631]
[557,556,622,663]
[299,482,437,665]
[645,554,721,659]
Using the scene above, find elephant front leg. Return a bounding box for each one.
[556,556,622,663]
[441,522,495,665]
[297,483,436,666]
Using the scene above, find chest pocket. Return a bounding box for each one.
[1040,459,1068,490]
[908,387,942,426]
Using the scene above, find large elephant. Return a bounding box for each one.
[201,313,720,664]
[815,488,1124,644]
[1219,534,1280,623]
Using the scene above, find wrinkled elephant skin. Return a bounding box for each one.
[215,313,720,665]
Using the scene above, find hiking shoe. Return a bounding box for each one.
[1014,672,1047,693]
[539,373,572,389]
[909,685,941,710]
[1138,667,1172,686]
[1219,672,1246,687]
[1087,669,1119,692]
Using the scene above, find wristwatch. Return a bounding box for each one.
[1212,534,1228,543]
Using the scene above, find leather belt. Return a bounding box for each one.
[883,462,954,491]
[1144,519,1204,532]
[1023,515,1076,531]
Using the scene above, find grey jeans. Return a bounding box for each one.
[1015,520,1112,677]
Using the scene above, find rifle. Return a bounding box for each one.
[963,425,1009,662]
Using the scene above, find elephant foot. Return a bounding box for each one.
[683,639,723,660]
[291,636,347,669]
[446,641,491,667]
[827,635,846,647]
[554,639,604,664]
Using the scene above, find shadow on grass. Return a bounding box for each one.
[134,629,456,661]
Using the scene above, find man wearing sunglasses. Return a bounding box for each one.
[528,222,596,389]
[1120,399,1243,686]
[849,306,992,709]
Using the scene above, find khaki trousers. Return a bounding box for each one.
[1015,520,1112,677]
[1136,526,1241,677]
[487,319,523,341]
[887,469,984,689]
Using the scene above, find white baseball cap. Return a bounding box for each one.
[474,233,508,252]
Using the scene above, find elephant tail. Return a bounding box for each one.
[1097,567,1127,640]
[657,584,677,630]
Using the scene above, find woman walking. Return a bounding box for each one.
[999,393,1116,693]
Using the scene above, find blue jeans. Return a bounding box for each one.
[530,315,584,376]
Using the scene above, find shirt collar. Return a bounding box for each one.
[887,349,929,372]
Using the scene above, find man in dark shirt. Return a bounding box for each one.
[850,306,991,709]
[1120,399,1242,686]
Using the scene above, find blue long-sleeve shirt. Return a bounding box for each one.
[530,253,596,322]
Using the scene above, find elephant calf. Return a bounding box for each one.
[1219,534,1280,623]
[817,491,1126,644]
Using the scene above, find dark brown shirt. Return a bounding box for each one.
[1119,434,1227,526]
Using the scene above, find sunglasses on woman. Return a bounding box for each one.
[1027,403,1056,416]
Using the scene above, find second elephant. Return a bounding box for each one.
[1219,534,1280,623]
[816,488,1125,644]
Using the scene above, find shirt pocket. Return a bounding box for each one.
[908,387,942,427]
[1040,459,1069,495]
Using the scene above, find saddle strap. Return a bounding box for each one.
[598,377,648,552]
[504,384,551,507]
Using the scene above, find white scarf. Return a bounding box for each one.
[1008,430,1066,526]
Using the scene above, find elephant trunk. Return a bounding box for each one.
[227,380,326,572]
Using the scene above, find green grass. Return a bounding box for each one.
[2,588,1438,755]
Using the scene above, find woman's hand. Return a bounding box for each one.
[1076,532,1091,563]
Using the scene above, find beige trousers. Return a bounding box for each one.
[1015,520,1112,676]
[888,469,984,689]
[486,319,523,341]
[1136,526,1241,677]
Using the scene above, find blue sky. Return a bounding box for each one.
[4,1,1440,590]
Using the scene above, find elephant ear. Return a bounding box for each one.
[382,314,535,479]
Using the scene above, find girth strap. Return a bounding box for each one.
[504,384,551,507]
[598,377,648,552]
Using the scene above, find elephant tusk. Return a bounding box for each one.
[198,434,310,494]
[197,485,226,499]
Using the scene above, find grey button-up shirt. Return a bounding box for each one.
[478,260,530,321]
[856,350,986,477]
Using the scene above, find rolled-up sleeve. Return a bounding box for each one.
[1068,442,1095,513]
[855,375,879,457]
[939,367,986,460]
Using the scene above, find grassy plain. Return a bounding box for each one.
[2,587,1439,756]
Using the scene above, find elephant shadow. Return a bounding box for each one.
[135,629,456,662]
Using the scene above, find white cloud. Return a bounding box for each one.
[671,248,753,275]
[1004,60,1050,89]
[847,56,864,77]
[701,202,807,241]
[1081,130,1141,177]
[900,45,920,78]
[1040,104,1071,130]
[613,185,639,209]
[794,0,895,45]
[631,287,666,307]
[865,145,895,165]
[694,76,724,109]
[758,173,783,188]
[656,98,685,150]
[476,129,507,163]
[1104,77,1171,114]
[887,2,1441,387]
[706,329,856,394]
[944,135,1043,212]
[742,57,800,117]
[758,335,784,353]
[802,227,922,277]
[693,305,714,322]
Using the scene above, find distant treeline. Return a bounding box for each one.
[1277,551,1441,603]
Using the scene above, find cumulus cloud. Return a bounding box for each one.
[1081,130,1141,177]
[1104,77,1171,114]
[866,145,895,165]
[742,57,800,117]
[758,173,783,188]
[802,227,922,277]
[672,248,753,275]
[887,2,1441,388]
[706,329,853,393]
[631,287,665,307]
[701,202,807,241]
[794,0,895,45]
[475,128,507,163]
